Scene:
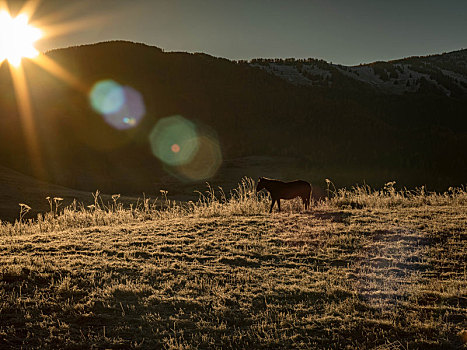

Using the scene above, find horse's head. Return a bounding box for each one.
[256,177,266,192]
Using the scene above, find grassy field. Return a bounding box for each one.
[0,179,466,349]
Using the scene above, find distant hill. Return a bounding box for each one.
[250,49,467,129]
[0,41,466,195]
[251,49,467,96]
[0,165,91,221]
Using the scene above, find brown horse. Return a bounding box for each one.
[256,177,312,213]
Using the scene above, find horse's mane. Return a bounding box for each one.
[259,177,285,184]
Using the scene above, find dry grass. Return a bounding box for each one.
[0,178,466,349]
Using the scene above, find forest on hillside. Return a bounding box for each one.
[0,41,466,192]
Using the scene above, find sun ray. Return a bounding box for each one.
[39,13,117,40]
[9,64,45,179]
[0,4,97,182]
[18,0,41,20]
[0,0,8,13]
[33,54,87,92]
[29,1,98,25]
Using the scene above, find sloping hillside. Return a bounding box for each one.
[251,49,467,96]
[0,165,89,221]
[0,41,466,195]
[0,165,141,222]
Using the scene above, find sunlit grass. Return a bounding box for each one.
[0,178,466,348]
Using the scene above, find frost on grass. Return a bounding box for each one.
[0,178,466,349]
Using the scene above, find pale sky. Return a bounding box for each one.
[11,0,467,65]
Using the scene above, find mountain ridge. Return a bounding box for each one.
[250,47,467,97]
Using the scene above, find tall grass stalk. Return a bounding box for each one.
[1,178,466,236]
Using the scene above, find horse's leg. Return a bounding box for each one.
[277,199,281,212]
[301,196,307,210]
[306,190,311,210]
[269,199,275,213]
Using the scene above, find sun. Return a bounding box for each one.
[0,11,42,67]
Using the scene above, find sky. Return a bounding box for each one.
[9,0,467,66]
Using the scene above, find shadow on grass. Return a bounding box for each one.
[309,210,352,223]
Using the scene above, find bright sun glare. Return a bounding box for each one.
[0,11,42,67]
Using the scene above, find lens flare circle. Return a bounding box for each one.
[89,80,146,130]
[150,116,223,181]
[176,135,222,181]
[90,80,125,115]
[102,86,146,130]
[149,115,199,166]
[0,11,42,67]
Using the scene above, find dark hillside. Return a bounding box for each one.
[0,41,465,194]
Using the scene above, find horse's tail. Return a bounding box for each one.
[309,183,312,208]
